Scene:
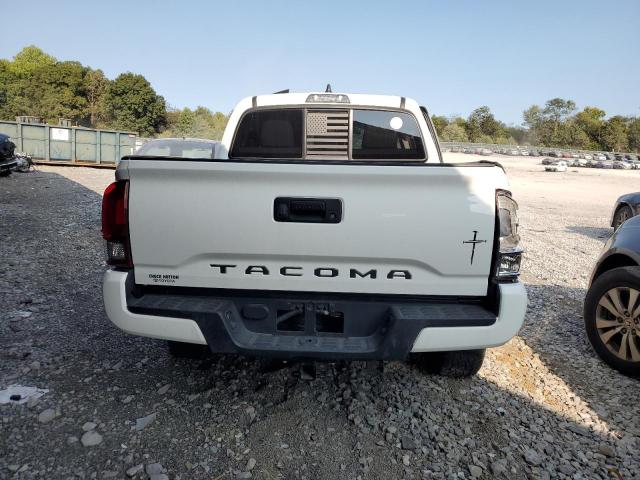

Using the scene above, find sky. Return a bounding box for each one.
[1,0,639,125]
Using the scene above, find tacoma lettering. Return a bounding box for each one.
[209,265,411,279]
[246,265,269,275]
[387,270,412,279]
[280,266,302,276]
[210,264,237,273]
[350,269,377,279]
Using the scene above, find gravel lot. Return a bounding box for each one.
[1,156,639,480]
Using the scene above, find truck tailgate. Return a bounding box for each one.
[126,160,507,296]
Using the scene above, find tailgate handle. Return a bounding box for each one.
[274,197,342,223]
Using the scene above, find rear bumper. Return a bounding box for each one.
[103,270,527,359]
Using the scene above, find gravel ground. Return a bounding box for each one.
[1,158,639,480]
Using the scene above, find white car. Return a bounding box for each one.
[613,161,631,170]
[102,90,527,377]
[545,161,568,172]
[571,158,587,167]
[519,149,530,156]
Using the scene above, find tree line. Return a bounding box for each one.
[432,99,640,152]
[0,46,228,138]
[1,46,638,152]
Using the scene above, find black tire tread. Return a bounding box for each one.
[613,205,633,229]
[411,349,485,378]
[167,340,210,359]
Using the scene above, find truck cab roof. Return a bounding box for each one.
[238,92,418,110]
[220,92,438,162]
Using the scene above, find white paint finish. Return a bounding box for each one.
[128,160,508,296]
[109,94,520,349]
[102,270,207,344]
[410,282,528,352]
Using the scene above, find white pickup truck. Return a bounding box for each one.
[102,91,527,377]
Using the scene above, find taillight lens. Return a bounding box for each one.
[495,190,522,281]
[102,180,132,267]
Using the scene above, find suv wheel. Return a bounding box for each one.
[584,266,640,377]
[613,205,633,229]
[411,349,485,378]
[167,341,211,359]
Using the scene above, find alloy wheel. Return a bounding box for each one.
[596,287,640,362]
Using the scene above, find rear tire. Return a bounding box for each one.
[167,341,211,359]
[411,349,485,378]
[613,205,633,230]
[584,266,640,377]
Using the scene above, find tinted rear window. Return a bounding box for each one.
[352,110,425,160]
[230,109,303,158]
[136,139,216,159]
[230,108,425,161]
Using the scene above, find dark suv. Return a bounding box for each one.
[585,216,640,376]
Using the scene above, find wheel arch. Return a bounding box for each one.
[592,253,639,282]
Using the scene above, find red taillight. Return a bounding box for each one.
[102,180,132,267]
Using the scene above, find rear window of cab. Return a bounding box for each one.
[229,108,426,161]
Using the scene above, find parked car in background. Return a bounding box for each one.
[583,154,593,160]
[520,149,530,156]
[561,152,573,159]
[572,158,587,167]
[604,153,614,160]
[541,158,554,165]
[548,151,559,157]
[611,192,640,229]
[615,154,625,161]
[0,133,17,176]
[529,149,539,156]
[613,161,631,170]
[584,215,640,376]
[480,148,492,156]
[595,153,606,161]
[509,149,520,156]
[135,138,219,158]
[545,161,568,172]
